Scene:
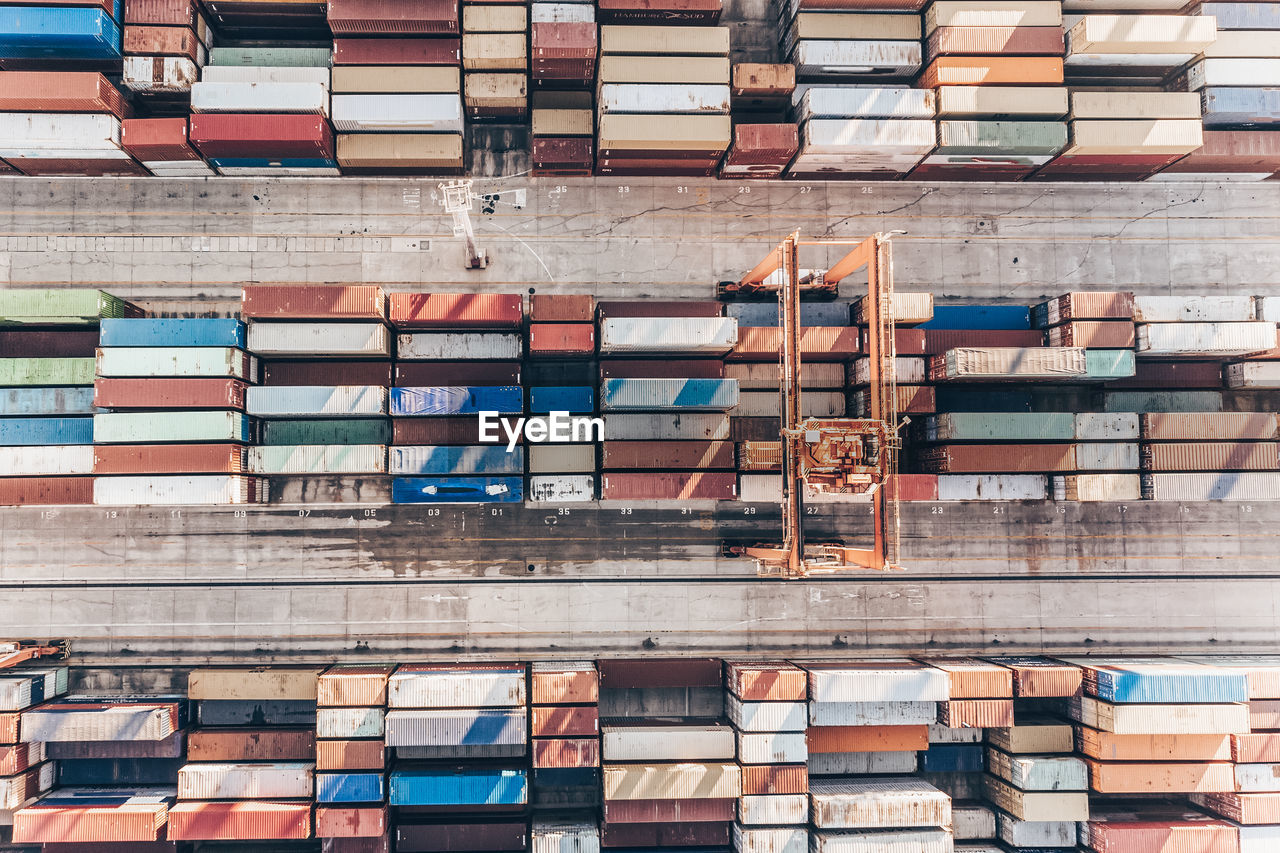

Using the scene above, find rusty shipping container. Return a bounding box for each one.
[93,444,247,475]
[187,728,315,761]
[315,806,387,839]
[721,123,800,179]
[123,25,204,61]
[725,662,807,701]
[531,294,594,323]
[531,661,598,704]
[333,38,462,65]
[0,478,94,506]
[740,764,808,795]
[1141,412,1278,441]
[93,377,248,409]
[319,664,396,706]
[529,324,595,355]
[938,698,1015,727]
[601,820,730,848]
[531,705,598,737]
[127,0,204,25]
[0,71,129,116]
[601,471,736,499]
[533,737,599,768]
[598,657,722,688]
[167,801,311,841]
[242,285,385,320]
[919,443,1077,473]
[1142,442,1280,472]
[603,797,735,823]
[597,300,723,319]
[388,293,522,329]
[602,440,734,470]
[317,739,385,770]
[1044,321,1136,348]
[990,657,1083,697]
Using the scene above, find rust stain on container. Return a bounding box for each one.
[938,698,1014,727]
[315,806,387,838]
[603,797,735,823]
[242,285,385,320]
[186,728,316,761]
[94,378,247,409]
[316,738,385,770]
[93,444,247,475]
[602,440,734,470]
[0,478,94,506]
[740,764,808,795]
[531,705,599,737]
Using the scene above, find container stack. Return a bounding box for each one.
[913,0,1068,181]
[596,25,732,176]
[244,285,390,505]
[1141,412,1280,502]
[1135,294,1276,360]
[328,0,464,173]
[785,4,922,85]
[0,669,60,830]
[315,664,394,853]
[850,291,935,418]
[599,304,739,501]
[530,661,601,816]
[462,1,528,121]
[724,662,809,853]
[122,0,212,109]
[786,84,936,180]
[0,72,140,176]
[389,293,525,505]
[803,661,954,851]
[529,0,597,175]
[0,0,123,71]
[93,315,261,507]
[722,63,797,179]
[386,663,530,853]
[0,289,118,507]
[12,695,182,847]
[122,117,216,176]
[528,294,597,502]
[167,667,319,845]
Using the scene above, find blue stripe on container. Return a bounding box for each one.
[209,158,338,169]
[0,416,93,445]
[389,768,527,806]
[920,306,1031,330]
[392,476,523,503]
[1091,666,1248,704]
[388,445,523,475]
[919,743,984,773]
[99,318,246,349]
[317,772,385,803]
[529,386,594,414]
[391,386,522,416]
[600,378,739,411]
[0,8,121,58]
[0,387,95,416]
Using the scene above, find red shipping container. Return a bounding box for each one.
[0,743,38,775]
[926,26,1065,58]
[126,0,201,27]
[603,797,735,823]
[601,471,736,499]
[852,385,936,415]
[861,328,928,355]
[393,361,519,386]
[41,843,177,853]
[601,821,730,849]
[531,704,599,737]
[532,138,593,174]
[922,328,1044,355]
[1084,813,1239,853]
[1106,360,1222,390]
[919,444,1076,473]
[189,115,335,159]
[324,839,390,853]
[11,159,148,177]
[996,657,1083,697]
[187,728,316,761]
[122,118,201,162]
[242,285,384,319]
[93,378,248,410]
[724,661,807,701]
[93,444,247,475]
[531,294,594,323]
[0,329,99,357]
[123,25,203,61]
[602,440,734,470]
[598,658,722,688]
[315,807,386,838]
[600,359,724,379]
[392,417,495,445]
[529,323,595,355]
[327,0,459,34]
[741,764,807,795]
[316,739,385,770]
[1233,733,1280,764]
[1044,320,1136,348]
[722,124,799,179]
[0,477,93,506]
[333,38,461,65]
[730,327,860,361]
[0,71,128,116]
[389,293,522,329]
[531,664,598,704]
[265,361,393,387]
[1164,130,1280,173]
[897,473,939,501]
[395,821,527,852]
[598,301,723,319]
[318,663,395,706]
[533,737,599,768]
[597,0,721,24]
[167,802,311,841]
[531,22,597,59]
[12,802,168,844]
[908,163,1036,183]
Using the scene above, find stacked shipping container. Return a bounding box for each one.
[316,664,394,853]
[530,661,601,815]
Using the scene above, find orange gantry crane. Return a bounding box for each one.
[0,640,67,669]
[724,231,905,577]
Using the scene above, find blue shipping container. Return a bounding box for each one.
[529,386,594,414]
[1196,2,1280,29]
[600,378,739,411]
[1202,88,1280,128]
[392,476,523,503]
[919,744,984,773]
[388,445,523,475]
[0,416,92,445]
[99,318,246,349]
[0,387,95,416]
[0,8,121,59]
[726,302,851,327]
[389,768,527,806]
[391,386,522,416]
[317,772,385,803]
[920,306,1031,330]
[1088,663,1248,704]
[934,389,1033,413]
[210,158,339,170]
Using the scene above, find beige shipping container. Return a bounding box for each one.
[1069,695,1249,734]
[937,85,1069,118]
[1067,15,1218,53]
[789,12,921,41]
[601,25,731,56]
[602,763,741,800]
[462,33,527,70]
[465,73,528,108]
[1069,91,1201,119]
[598,114,730,151]
[1202,30,1280,58]
[982,775,1089,821]
[986,719,1074,754]
[336,133,464,169]
[463,4,527,32]
[528,444,596,473]
[598,55,731,84]
[532,108,593,136]
[1066,119,1202,155]
[188,667,321,701]
[926,0,1062,33]
[331,66,461,94]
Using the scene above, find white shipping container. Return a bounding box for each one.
[1134,295,1256,322]
[1066,118,1203,155]
[1255,295,1280,322]
[532,821,601,853]
[0,679,32,712]
[1149,171,1274,182]
[0,114,123,154]
[938,474,1047,501]
[810,777,950,829]
[190,82,330,115]
[733,825,807,853]
[853,358,926,385]
[1070,90,1201,119]
[1075,413,1140,440]
[96,347,255,379]
[727,696,807,732]
[1067,14,1218,53]
[384,708,526,747]
[1234,764,1280,792]
[200,66,331,84]
[603,414,730,441]
[1240,825,1280,852]
[1227,362,1280,389]
[1075,443,1139,471]
[215,165,341,177]
[810,829,953,853]
[598,84,731,114]
[929,724,982,743]
[998,814,1077,847]
[248,445,386,475]
[602,763,741,800]
[144,160,216,177]
[803,118,937,155]
[387,667,526,708]
[806,661,950,703]
[927,0,1062,30]
[953,803,996,840]
[245,385,386,418]
[396,332,522,360]
[1144,472,1280,501]
[330,94,464,132]
[0,445,94,476]
[1187,58,1280,89]
[529,475,595,502]
[599,318,737,354]
[808,751,917,776]
[936,86,1069,118]
[177,762,314,799]
[1069,695,1249,734]
[0,146,129,161]
[93,476,260,506]
[316,707,385,739]
[986,748,1087,791]
[797,87,935,120]
[20,704,176,742]
[1053,473,1142,501]
[248,323,389,358]
[602,724,735,761]
[739,794,809,826]
[790,41,923,76]
[808,701,937,727]
[1137,322,1277,356]
[531,2,594,21]
[738,732,807,765]
[739,474,782,503]
[0,764,52,810]
[122,57,198,93]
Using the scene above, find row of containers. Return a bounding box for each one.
[5,656,1280,851]
[4,286,1280,505]
[1,0,1280,180]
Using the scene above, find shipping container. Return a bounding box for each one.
[389,445,522,475]
[247,323,390,358]
[810,777,950,829]
[166,801,311,841]
[601,471,736,499]
[333,38,461,66]
[94,475,261,505]
[390,768,527,806]
[393,476,522,503]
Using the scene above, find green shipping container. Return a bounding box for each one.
[927,412,1075,442]
[208,47,333,66]
[0,290,138,326]
[0,358,96,386]
[93,411,252,444]
[260,418,391,446]
[1085,349,1136,379]
[935,121,1068,156]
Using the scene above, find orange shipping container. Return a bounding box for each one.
[1140,412,1279,441]
[740,764,807,795]
[725,662,807,701]
[93,444,247,475]
[1142,442,1280,472]
[989,657,1082,697]
[1085,759,1235,794]
[806,724,928,754]
[531,664,600,705]
[1076,727,1231,762]
[316,739,385,771]
[918,56,1064,87]
[533,737,599,768]
[917,658,1012,699]
[728,327,860,362]
[388,293,523,329]
[1084,812,1239,853]
[11,800,168,843]
[1233,733,1280,764]
[241,285,385,319]
[0,713,18,744]
[186,728,315,762]
[1191,791,1280,824]
[167,802,311,841]
[938,699,1013,728]
[318,664,396,707]
[531,705,599,737]
[1044,321,1136,349]
[1251,699,1280,730]
[315,806,386,838]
